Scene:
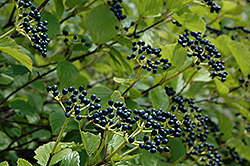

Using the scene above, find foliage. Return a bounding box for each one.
[0,0,250,166]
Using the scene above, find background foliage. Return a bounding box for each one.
[1,0,250,165]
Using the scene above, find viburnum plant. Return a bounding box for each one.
[0,0,250,166]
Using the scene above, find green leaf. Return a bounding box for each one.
[0,36,19,48]
[10,100,36,115]
[149,86,169,110]
[41,12,60,39]
[65,0,87,8]
[0,39,33,71]
[161,43,187,74]
[108,134,124,152]
[49,111,65,135]
[125,99,142,110]
[86,4,117,44]
[140,149,159,166]
[217,112,232,142]
[57,60,79,88]
[166,0,192,12]
[234,142,250,163]
[0,161,9,166]
[0,73,14,85]
[60,151,80,166]
[91,86,113,108]
[173,13,206,33]
[32,129,52,140]
[49,109,77,135]
[34,142,72,166]
[81,132,101,156]
[227,40,250,76]
[128,88,141,99]
[54,0,64,17]
[27,93,43,111]
[110,48,132,74]
[136,0,163,16]
[214,79,229,96]
[17,158,32,166]
[169,138,186,162]
[111,90,124,103]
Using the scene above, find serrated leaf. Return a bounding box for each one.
[57,60,79,88]
[60,151,80,166]
[111,90,124,103]
[149,86,169,110]
[0,73,14,85]
[214,79,229,96]
[173,13,206,33]
[0,161,9,166]
[136,0,163,16]
[54,0,64,17]
[10,100,36,115]
[81,132,101,156]
[227,40,250,76]
[17,158,32,166]
[86,4,117,44]
[41,12,60,39]
[34,142,72,166]
[0,46,32,72]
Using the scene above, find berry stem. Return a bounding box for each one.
[122,66,143,97]
[46,117,70,166]
[0,27,16,40]
[120,145,139,157]
[142,63,194,95]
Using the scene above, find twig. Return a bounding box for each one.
[0,67,56,106]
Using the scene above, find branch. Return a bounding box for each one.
[141,63,193,95]
[0,116,49,127]
[37,0,50,11]
[0,67,56,106]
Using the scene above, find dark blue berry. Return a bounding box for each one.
[65,112,70,118]
[76,115,82,120]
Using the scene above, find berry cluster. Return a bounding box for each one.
[164,85,225,165]
[238,74,250,88]
[61,30,91,47]
[46,82,229,164]
[115,21,135,32]
[107,0,126,21]
[87,100,137,132]
[46,84,101,120]
[172,20,182,27]
[17,0,50,58]
[226,147,243,163]
[204,17,250,40]
[127,41,172,73]
[202,0,221,13]
[177,29,228,82]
